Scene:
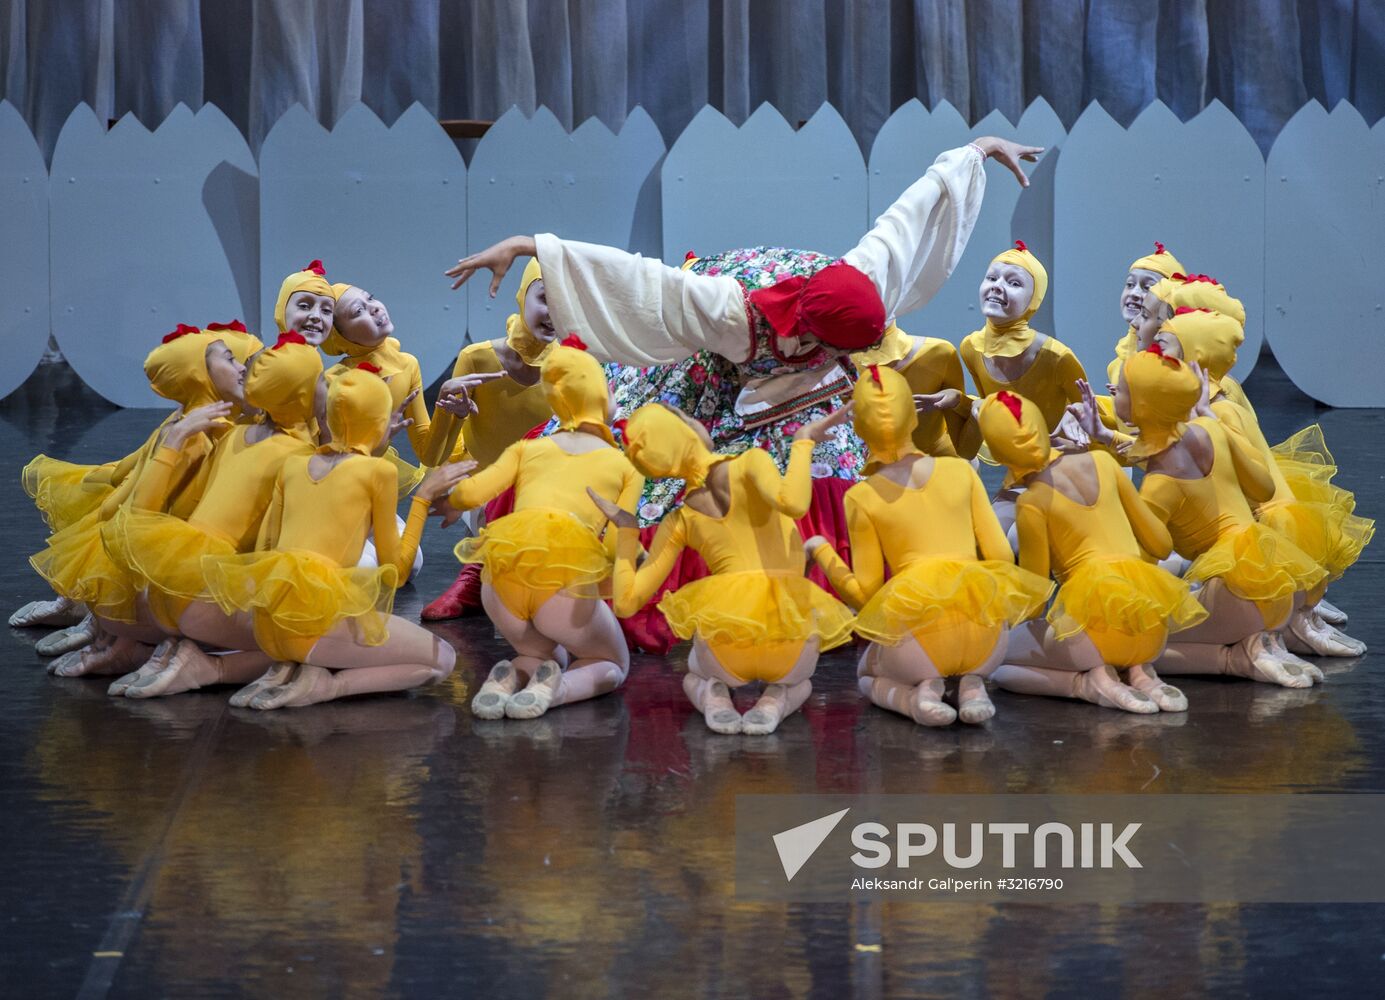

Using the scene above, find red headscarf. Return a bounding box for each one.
[747,263,885,351]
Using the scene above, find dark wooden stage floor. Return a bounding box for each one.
[2,357,1382,998]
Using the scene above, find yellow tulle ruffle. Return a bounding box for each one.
[455,508,611,599]
[855,559,1052,646]
[1185,522,1326,605]
[28,512,137,622]
[1271,424,1361,514]
[1048,556,1207,641]
[23,456,114,531]
[1257,498,1372,583]
[104,507,236,600]
[659,571,856,651]
[203,549,398,646]
[385,446,425,500]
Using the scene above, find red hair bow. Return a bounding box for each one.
[684,251,698,262]
[303,259,326,276]
[1014,239,1028,253]
[1154,241,1166,255]
[869,364,882,386]
[1174,306,1212,316]
[561,333,589,351]
[273,331,307,349]
[355,361,383,375]
[206,319,248,333]
[161,323,201,343]
[996,390,1024,423]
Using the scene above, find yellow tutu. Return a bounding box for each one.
[659,570,856,651]
[1257,497,1373,583]
[104,507,237,600]
[1049,556,1206,641]
[384,446,425,500]
[455,508,611,599]
[28,511,138,622]
[23,456,114,531]
[855,559,1052,646]
[203,549,398,647]
[1271,424,1361,511]
[1185,522,1326,606]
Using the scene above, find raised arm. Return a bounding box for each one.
[741,441,815,519]
[447,235,750,367]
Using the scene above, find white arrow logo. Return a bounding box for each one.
[773,808,850,882]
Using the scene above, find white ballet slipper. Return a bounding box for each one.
[10,597,84,628]
[35,614,97,656]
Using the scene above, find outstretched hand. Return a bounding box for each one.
[587,486,638,530]
[417,459,476,503]
[435,371,506,417]
[972,136,1045,188]
[444,236,539,295]
[914,389,964,415]
[1189,360,1215,419]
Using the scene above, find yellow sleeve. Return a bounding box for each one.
[128,446,183,512]
[1054,346,1088,405]
[742,439,815,518]
[969,464,1015,562]
[403,362,432,460]
[601,466,647,558]
[828,491,880,608]
[1014,496,1050,579]
[611,514,687,618]
[1138,474,1181,528]
[937,346,978,459]
[369,462,430,584]
[1109,454,1173,559]
[1208,411,1275,506]
[104,446,144,488]
[446,439,524,510]
[255,474,285,552]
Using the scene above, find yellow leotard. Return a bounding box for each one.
[1139,417,1324,626]
[1016,451,1206,666]
[205,453,429,661]
[960,334,1087,434]
[853,327,974,458]
[437,340,552,469]
[813,457,1051,675]
[449,436,643,620]
[107,427,316,629]
[611,437,855,682]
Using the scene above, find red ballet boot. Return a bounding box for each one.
[421,563,485,620]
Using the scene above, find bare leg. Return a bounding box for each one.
[993,620,1156,713]
[10,596,84,628]
[506,594,630,719]
[1158,634,1312,688]
[480,582,557,681]
[248,615,456,709]
[857,642,955,726]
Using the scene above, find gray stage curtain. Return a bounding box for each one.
[1,0,1380,159]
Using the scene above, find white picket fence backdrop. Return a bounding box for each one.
[3,97,1380,406]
